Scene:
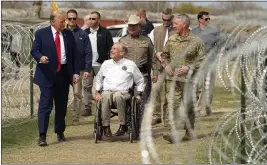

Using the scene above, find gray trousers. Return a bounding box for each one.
[199,68,216,110]
[72,66,100,119]
[100,91,131,126]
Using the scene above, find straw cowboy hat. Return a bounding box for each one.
[127,14,145,25]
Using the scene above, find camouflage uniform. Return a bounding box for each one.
[119,35,157,118]
[161,32,206,132]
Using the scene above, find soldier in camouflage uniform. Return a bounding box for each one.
[119,14,158,122]
[158,14,206,142]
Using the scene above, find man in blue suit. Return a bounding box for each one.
[31,10,79,146]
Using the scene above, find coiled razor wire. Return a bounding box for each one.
[1,9,267,164]
[140,10,267,164]
[1,21,74,127]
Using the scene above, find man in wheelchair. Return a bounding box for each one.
[95,42,145,137]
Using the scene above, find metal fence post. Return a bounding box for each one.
[30,28,34,118]
[240,55,246,164]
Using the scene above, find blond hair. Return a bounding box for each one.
[162,8,173,15]
[50,10,66,22]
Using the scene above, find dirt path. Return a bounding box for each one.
[2,109,233,164]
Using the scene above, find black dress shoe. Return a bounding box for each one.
[103,126,112,137]
[81,106,92,116]
[38,135,47,146]
[114,125,127,136]
[57,132,66,142]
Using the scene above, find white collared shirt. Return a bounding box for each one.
[95,58,145,92]
[89,27,100,66]
[51,26,66,64]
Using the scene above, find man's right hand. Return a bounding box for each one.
[165,65,173,76]
[83,72,90,79]
[156,52,164,63]
[40,56,49,64]
[136,95,141,104]
[95,92,101,102]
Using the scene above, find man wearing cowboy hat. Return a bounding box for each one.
[119,14,158,134]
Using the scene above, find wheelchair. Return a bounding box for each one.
[93,88,141,143]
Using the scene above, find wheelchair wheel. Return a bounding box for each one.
[129,132,133,143]
[95,124,102,143]
[94,131,98,143]
[131,97,140,140]
[94,103,102,143]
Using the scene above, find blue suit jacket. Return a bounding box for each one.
[31,26,78,87]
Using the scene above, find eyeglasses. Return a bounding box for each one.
[203,18,210,21]
[68,18,77,21]
[89,18,96,20]
[162,18,172,22]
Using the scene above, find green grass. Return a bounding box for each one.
[1,87,236,152]
[2,117,40,151]
[212,87,240,109]
[1,109,73,151]
[1,85,245,163]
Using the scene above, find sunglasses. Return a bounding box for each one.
[203,18,210,21]
[162,17,172,22]
[68,18,77,21]
[89,18,96,20]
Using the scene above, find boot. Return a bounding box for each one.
[81,105,92,116]
[181,131,194,141]
[38,134,47,146]
[152,116,162,125]
[206,107,212,116]
[163,134,173,143]
[114,125,127,136]
[103,126,112,137]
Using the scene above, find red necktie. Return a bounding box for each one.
[55,32,61,72]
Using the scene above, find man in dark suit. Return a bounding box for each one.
[65,9,92,125]
[31,10,79,146]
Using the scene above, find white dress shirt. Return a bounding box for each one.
[89,27,100,66]
[51,26,66,64]
[95,58,145,92]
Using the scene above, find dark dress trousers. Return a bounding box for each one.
[31,26,78,135]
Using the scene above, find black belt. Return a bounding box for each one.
[139,66,148,74]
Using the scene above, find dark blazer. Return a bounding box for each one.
[71,27,92,72]
[140,18,154,36]
[84,26,113,64]
[31,26,78,87]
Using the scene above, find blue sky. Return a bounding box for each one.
[91,1,267,9]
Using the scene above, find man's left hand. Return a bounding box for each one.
[156,52,164,63]
[174,66,189,76]
[83,72,90,79]
[152,76,158,83]
[73,74,79,84]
